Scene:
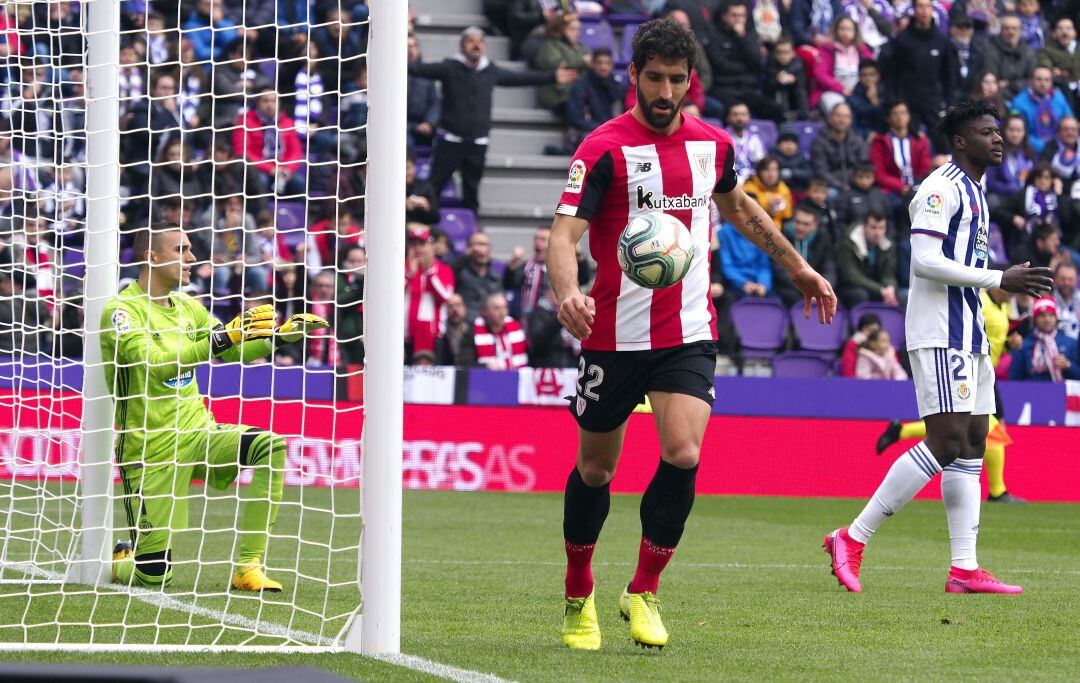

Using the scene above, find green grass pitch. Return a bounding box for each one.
[1,487,1078,681]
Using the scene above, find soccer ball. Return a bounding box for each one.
[617,212,695,289]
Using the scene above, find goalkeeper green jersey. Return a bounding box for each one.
[100,282,271,465]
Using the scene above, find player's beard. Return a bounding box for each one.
[638,85,684,130]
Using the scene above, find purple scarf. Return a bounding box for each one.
[1051,139,1080,180]
[1024,185,1058,221]
[1031,89,1057,140]
[1021,14,1045,50]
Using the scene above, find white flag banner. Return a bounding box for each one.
[517,367,577,406]
[404,366,457,405]
[1065,380,1080,426]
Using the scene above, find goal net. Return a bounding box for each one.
[0,0,404,653]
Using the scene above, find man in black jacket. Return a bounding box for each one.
[879,0,958,151]
[947,11,986,96]
[407,33,440,149]
[407,26,577,213]
[705,1,784,121]
[565,48,625,141]
[453,231,502,322]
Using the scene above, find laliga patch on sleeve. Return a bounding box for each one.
[923,193,944,216]
[564,159,586,194]
[112,309,131,334]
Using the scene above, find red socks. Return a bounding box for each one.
[628,537,675,595]
[564,541,596,598]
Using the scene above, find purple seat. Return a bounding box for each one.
[772,351,832,378]
[276,201,307,232]
[749,119,778,152]
[850,302,905,350]
[579,21,617,55]
[793,120,823,154]
[790,302,848,358]
[619,24,639,63]
[731,297,789,360]
[438,209,479,253]
[439,181,461,208]
[606,12,650,25]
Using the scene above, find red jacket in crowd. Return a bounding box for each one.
[869,132,932,196]
[405,261,454,356]
[474,316,528,370]
[232,109,303,177]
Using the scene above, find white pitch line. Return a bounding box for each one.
[2,562,513,683]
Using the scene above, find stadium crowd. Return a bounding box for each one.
[1,0,1080,381]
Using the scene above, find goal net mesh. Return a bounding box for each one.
[0,0,368,649]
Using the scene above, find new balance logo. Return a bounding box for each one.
[634,162,653,173]
[635,185,709,211]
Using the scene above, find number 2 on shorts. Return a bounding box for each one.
[577,357,604,400]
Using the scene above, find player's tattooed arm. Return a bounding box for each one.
[745,215,787,260]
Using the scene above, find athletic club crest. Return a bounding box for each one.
[693,153,712,177]
[576,396,586,416]
[957,383,971,400]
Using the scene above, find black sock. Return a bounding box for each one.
[640,460,698,548]
[562,467,611,545]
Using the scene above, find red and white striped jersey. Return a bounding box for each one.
[474,316,528,369]
[555,111,737,351]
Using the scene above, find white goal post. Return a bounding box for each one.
[0,0,405,655]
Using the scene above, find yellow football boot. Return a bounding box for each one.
[111,541,133,583]
[619,586,668,649]
[231,560,283,593]
[562,593,601,650]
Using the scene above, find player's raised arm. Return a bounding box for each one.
[549,213,595,340]
[713,184,837,324]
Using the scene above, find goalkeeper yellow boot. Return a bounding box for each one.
[619,586,668,649]
[231,560,283,593]
[111,541,133,584]
[562,593,601,650]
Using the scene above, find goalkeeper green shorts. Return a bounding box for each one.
[117,422,260,557]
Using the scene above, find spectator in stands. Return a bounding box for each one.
[870,100,932,199]
[986,13,1037,100]
[506,0,562,61]
[212,40,271,131]
[1009,297,1080,381]
[665,7,715,101]
[312,8,365,94]
[790,0,843,47]
[1038,17,1080,99]
[837,163,887,227]
[764,38,810,122]
[341,60,369,134]
[527,288,578,368]
[297,271,340,367]
[294,41,333,155]
[233,89,305,197]
[987,114,1036,221]
[436,293,477,367]
[407,34,440,150]
[847,59,886,137]
[970,72,1008,121]
[405,155,440,226]
[1042,116,1080,190]
[1054,261,1080,340]
[117,41,146,118]
[40,166,85,243]
[879,0,956,152]
[405,224,454,363]
[1010,66,1074,154]
[453,231,502,323]
[837,211,898,307]
[948,11,986,96]
[772,206,836,307]
[1011,223,1080,271]
[719,221,771,299]
[210,195,260,298]
[726,102,766,182]
[336,244,366,365]
[150,139,205,204]
[744,156,793,227]
[1016,0,1048,52]
[566,47,624,141]
[504,226,554,322]
[855,329,908,379]
[274,264,306,325]
[706,1,783,121]
[798,176,840,240]
[182,0,239,62]
[841,312,880,376]
[308,206,364,272]
[474,292,528,370]
[811,102,869,195]
[773,128,813,194]
[123,71,184,197]
[995,163,1072,246]
[533,13,589,118]
[408,26,577,213]
[0,273,51,355]
[811,16,873,114]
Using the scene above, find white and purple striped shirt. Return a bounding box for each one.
[907,162,991,355]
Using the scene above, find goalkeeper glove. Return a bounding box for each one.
[209,304,276,356]
[276,313,330,344]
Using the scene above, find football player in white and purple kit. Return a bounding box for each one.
[825,101,1053,595]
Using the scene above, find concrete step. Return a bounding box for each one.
[485,153,572,179]
[414,32,510,62]
[412,12,488,33]
[493,85,537,109]
[492,107,562,127]
[487,127,566,156]
[480,176,564,206]
[411,0,484,16]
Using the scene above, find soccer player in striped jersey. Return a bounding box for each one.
[825,101,1053,595]
[550,19,837,650]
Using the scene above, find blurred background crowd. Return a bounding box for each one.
[1,0,1080,383]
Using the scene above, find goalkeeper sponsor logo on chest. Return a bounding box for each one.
[164,370,195,389]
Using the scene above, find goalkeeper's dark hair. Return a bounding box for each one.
[940,100,1000,149]
[631,18,697,74]
[132,223,181,265]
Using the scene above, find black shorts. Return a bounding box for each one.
[569,341,718,433]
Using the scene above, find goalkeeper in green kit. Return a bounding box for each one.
[101,226,328,592]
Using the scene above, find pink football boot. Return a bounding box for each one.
[945,567,1023,594]
[823,527,864,593]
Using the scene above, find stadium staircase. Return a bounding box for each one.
[412,0,574,259]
